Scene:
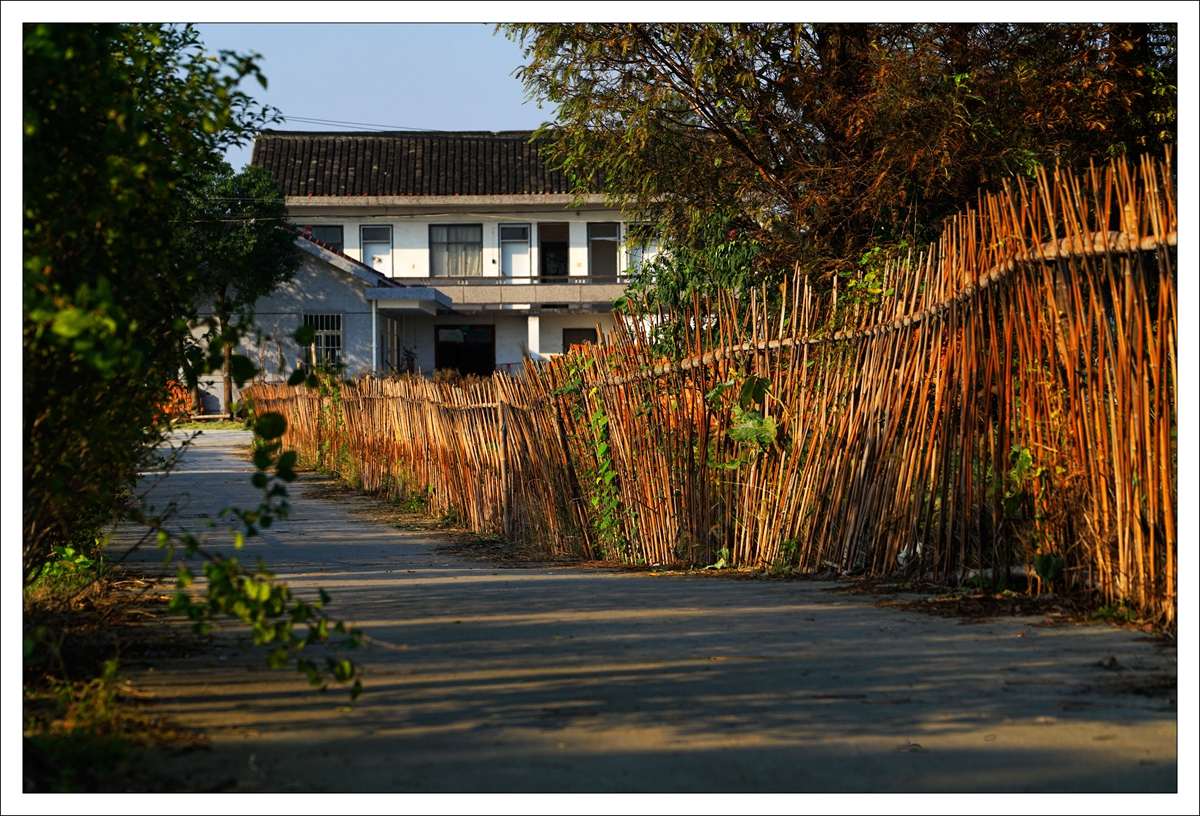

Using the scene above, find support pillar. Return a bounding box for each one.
[526,314,541,361]
[371,300,378,373]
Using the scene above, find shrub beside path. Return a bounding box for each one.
[114,431,1177,793]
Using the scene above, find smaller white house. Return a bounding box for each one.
[193,231,449,414]
[196,130,653,413]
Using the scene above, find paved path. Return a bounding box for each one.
[115,431,1177,792]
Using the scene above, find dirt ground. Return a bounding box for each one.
[97,430,1179,794]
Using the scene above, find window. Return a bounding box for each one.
[588,222,620,279]
[361,225,393,275]
[430,224,483,277]
[499,224,530,277]
[303,314,342,371]
[563,328,598,350]
[301,225,344,253]
[627,223,660,273]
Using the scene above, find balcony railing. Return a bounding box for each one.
[390,274,632,286]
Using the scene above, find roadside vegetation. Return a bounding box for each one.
[23,556,209,792]
[23,24,359,791]
[166,420,253,432]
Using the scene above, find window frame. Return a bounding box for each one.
[360,224,393,274]
[301,224,344,253]
[626,222,660,274]
[587,222,621,279]
[429,223,484,278]
[499,223,531,277]
[301,313,344,372]
[434,323,496,376]
[537,222,570,278]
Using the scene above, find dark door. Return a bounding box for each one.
[435,325,495,377]
[563,328,598,350]
[539,223,569,278]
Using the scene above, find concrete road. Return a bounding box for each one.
[115,431,1177,792]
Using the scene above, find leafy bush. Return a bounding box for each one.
[23,23,275,580]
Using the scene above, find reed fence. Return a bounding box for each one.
[246,153,1177,626]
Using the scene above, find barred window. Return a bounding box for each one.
[430,224,483,277]
[303,314,342,371]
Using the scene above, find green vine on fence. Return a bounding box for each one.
[583,391,628,559]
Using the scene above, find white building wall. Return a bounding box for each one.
[538,313,618,356]
[301,208,629,280]
[193,253,376,412]
[568,219,588,277]
[393,221,428,276]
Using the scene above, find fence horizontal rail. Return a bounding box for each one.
[246,152,1177,627]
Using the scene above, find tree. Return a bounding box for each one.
[503,24,1177,301]
[185,163,302,414]
[23,23,277,578]
[24,24,363,703]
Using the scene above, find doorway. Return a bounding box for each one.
[538,223,569,278]
[434,325,495,377]
[500,224,530,278]
[361,225,393,276]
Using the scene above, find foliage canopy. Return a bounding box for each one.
[185,162,303,410]
[24,23,363,700]
[504,23,1177,301]
[23,23,280,577]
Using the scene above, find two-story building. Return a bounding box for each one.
[194,130,649,413]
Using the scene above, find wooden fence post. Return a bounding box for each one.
[497,392,511,540]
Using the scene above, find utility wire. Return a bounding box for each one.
[279,115,443,132]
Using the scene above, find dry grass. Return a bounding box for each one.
[23,569,212,792]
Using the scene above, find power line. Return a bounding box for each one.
[279,115,442,132]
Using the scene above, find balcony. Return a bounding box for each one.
[384,274,630,312]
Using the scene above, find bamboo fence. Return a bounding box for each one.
[246,154,1177,626]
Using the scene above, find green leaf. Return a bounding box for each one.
[287,368,307,387]
[727,407,777,449]
[229,354,258,387]
[705,377,736,403]
[709,459,743,470]
[254,411,288,440]
[294,324,316,346]
[329,658,355,683]
[1033,553,1065,584]
[738,376,770,409]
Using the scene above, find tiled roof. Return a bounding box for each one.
[251,131,577,198]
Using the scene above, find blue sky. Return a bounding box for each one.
[194,24,550,169]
